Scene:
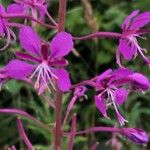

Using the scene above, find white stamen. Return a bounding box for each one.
[43,65,56,90]
[108,90,119,113]
[29,61,58,92]
[127,34,147,59]
[97,89,107,97]
[107,89,128,126]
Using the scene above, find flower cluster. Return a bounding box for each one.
[66,10,150,147]
[0,1,149,149]
[0,2,73,94]
[71,68,150,126]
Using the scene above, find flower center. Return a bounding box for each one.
[29,61,58,93]
[98,87,127,126]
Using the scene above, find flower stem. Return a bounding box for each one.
[3,14,57,29]
[54,0,67,149]
[68,114,76,150]
[54,89,63,150]
[58,0,67,32]
[62,96,77,128]
[0,108,50,130]
[73,32,122,40]
[17,118,34,150]
[64,127,121,136]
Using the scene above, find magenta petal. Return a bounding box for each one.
[134,12,150,20]
[0,4,5,14]
[50,32,73,58]
[108,68,132,85]
[15,52,41,63]
[5,59,35,79]
[115,88,128,105]
[55,69,71,92]
[19,26,41,56]
[130,19,150,30]
[48,58,68,67]
[130,12,150,29]
[0,19,4,36]
[95,95,108,118]
[112,68,132,77]
[97,69,112,82]
[118,39,135,60]
[129,73,150,89]
[35,4,46,20]
[7,4,24,14]
[121,10,139,30]
[0,5,5,36]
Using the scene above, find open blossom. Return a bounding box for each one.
[0,4,24,50]
[92,68,150,125]
[13,0,56,25]
[117,10,150,67]
[4,26,73,94]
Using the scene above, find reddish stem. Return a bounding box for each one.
[54,89,63,150]
[17,118,34,150]
[7,23,26,28]
[58,0,67,32]
[64,127,121,136]
[73,32,121,40]
[3,14,57,29]
[62,96,77,127]
[68,114,76,150]
[0,108,50,130]
[54,0,67,149]
[73,29,150,41]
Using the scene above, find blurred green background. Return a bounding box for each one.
[0,0,150,149]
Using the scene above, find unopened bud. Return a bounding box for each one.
[122,128,149,145]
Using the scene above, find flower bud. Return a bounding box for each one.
[122,128,149,144]
[74,86,87,98]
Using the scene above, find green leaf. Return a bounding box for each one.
[6,80,23,95]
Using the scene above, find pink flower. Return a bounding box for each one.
[13,0,57,25]
[117,10,150,67]
[93,68,150,125]
[5,26,73,94]
[0,4,24,50]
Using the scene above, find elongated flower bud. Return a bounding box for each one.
[122,128,149,144]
